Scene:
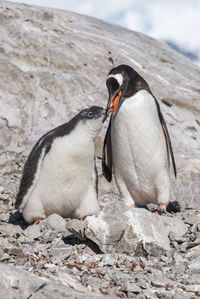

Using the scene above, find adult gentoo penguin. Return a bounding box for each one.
[102,65,176,214]
[15,106,105,224]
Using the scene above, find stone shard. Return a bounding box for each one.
[44,213,68,231]
[0,263,46,298]
[67,200,188,256]
[66,218,86,241]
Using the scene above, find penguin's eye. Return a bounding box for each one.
[87,112,93,117]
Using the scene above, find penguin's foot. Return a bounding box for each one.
[129,204,136,209]
[33,217,44,224]
[82,214,93,220]
[152,203,167,215]
[157,203,167,215]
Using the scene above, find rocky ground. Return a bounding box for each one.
[0,1,200,298]
[0,153,200,298]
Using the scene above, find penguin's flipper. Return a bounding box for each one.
[15,136,52,210]
[155,99,177,177]
[102,117,112,182]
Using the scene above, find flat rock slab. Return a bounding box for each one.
[67,201,188,256]
[0,263,46,298]
[0,264,113,298]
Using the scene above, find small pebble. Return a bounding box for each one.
[189,224,198,233]
[180,244,187,253]
[0,186,5,193]
[44,263,58,273]
[168,231,175,241]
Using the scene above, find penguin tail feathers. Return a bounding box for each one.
[166,201,181,213]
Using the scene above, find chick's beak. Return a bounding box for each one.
[109,90,122,115]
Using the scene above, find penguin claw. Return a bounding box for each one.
[152,203,167,215]
[158,209,166,215]
[157,203,167,215]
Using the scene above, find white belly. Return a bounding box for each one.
[39,140,93,213]
[111,90,169,205]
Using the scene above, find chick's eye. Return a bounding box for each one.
[88,112,93,116]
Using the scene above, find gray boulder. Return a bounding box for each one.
[67,199,188,256]
[0,264,112,298]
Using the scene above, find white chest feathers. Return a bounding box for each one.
[111,89,170,206]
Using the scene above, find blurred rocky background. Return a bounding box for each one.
[0,1,200,298]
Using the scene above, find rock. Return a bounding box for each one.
[0,186,5,193]
[66,219,86,241]
[185,274,200,285]
[182,211,200,225]
[68,201,188,256]
[161,216,188,238]
[0,263,46,298]
[44,263,58,273]
[0,250,9,261]
[174,236,190,244]
[50,244,72,259]
[0,213,8,222]
[173,252,185,262]
[180,244,187,253]
[23,224,41,240]
[189,224,198,233]
[175,159,200,210]
[6,247,24,257]
[0,264,109,298]
[143,289,158,299]
[188,256,200,271]
[0,223,23,237]
[120,280,141,294]
[45,213,68,231]
[0,237,16,250]
[185,245,200,259]
[151,276,174,288]
[101,254,117,266]
[172,262,187,275]
[183,284,200,293]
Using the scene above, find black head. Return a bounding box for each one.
[78,106,105,137]
[106,64,150,116]
[80,106,106,121]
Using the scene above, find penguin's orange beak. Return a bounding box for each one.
[109,90,122,115]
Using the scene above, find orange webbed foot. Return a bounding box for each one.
[82,214,93,220]
[129,204,136,209]
[33,217,44,225]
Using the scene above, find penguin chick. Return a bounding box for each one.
[15,106,105,224]
[102,65,176,214]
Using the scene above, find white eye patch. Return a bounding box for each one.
[107,73,123,86]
